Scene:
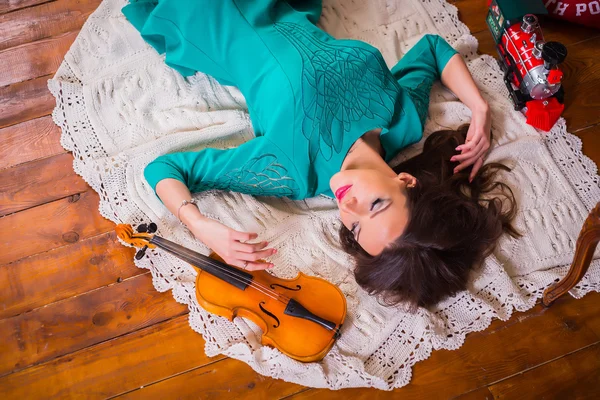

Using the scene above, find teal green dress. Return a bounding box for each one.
[122,0,458,200]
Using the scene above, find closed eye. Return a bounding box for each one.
[370,198,383,211]
[351,198,388,241]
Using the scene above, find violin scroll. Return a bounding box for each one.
[115,223,158,259]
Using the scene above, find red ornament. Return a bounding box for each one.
[525,97,565,131]
[547,69,564,85]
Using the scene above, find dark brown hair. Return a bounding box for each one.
[339,125,519,312]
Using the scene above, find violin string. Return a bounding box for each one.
[129,230,289,304]
[146,236,285,302]
[147,235,291,304]
[155,238,282,301]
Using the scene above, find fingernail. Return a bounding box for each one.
[450,157,456,162]
[272,249,277,254]
[454,169,458,173]
[268,263,274,268]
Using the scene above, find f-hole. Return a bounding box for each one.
[259,302,280,328]
[269,283,301,291]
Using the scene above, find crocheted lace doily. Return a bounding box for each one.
[48,0,600,390]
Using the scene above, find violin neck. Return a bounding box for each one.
[149,235,253,290]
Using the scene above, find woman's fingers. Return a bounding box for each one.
[226,256,273,271]
[469,157,484,181]
[454,143,487,172]
[451,146,479,162]
[230,230,258,242]
[452,140,484,164]
[455,135,483,155]
[242,260,273,271]
[452,131,491,175]
[232,240,269,253]
[454,144,488,174]
[454,155,479,173]
[456,140,476,152]
[235,247,276,262]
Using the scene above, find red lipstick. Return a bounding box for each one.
[335,185,352,201]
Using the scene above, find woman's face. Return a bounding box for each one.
[330,169,416,256]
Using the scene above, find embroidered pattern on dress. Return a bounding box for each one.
[198,153,299,198]
[274,22,400,162]
[404,79,433,126]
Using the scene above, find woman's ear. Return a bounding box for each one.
[397,172,417,188]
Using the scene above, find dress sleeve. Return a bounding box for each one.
[390,34,457,85]
[144,137,301,198]
[389,34,458,125]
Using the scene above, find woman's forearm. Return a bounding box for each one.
[440,54,488,113]
[440,55,492,179]
[155,178,207,226]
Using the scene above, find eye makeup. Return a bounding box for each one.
[370,198,383,211]
[351,198,387,240]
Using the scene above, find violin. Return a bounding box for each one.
[116,223,346,362]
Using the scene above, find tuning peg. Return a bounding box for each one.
[135,245,148,260]
[147,222,157,233]
[137,223,148,233]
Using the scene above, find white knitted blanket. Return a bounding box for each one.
[48,0,600,390]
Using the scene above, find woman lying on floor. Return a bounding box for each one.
[122,0,518,311]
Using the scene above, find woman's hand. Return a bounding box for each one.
[187,217,276,271]
[440,55,492,182]
[450,104,492,182]
[153,179,275,270]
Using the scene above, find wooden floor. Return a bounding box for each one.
[1,0,599,398]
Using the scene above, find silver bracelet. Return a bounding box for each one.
[177,198,198,224]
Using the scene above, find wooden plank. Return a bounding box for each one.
[557,290,600,340]
[0,74,55,129]
[0,0,51,15]
[554,38,600,132]
[117,357,305,400]
[0,0,99,51]
[0,116,66,170]
[0,272,187,376]
[0,30,78,87]
[453,386,494,400]
[0,315,222,399]
[0,152,89,216]
[0,231,140,320]
[573,123,600,180]
[488,343,600,400]
[452,0,489,34]
[286,292,600,400]
[404,294,600,398]
[0,190,114,265]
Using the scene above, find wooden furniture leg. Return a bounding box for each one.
[542,202,600,307]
